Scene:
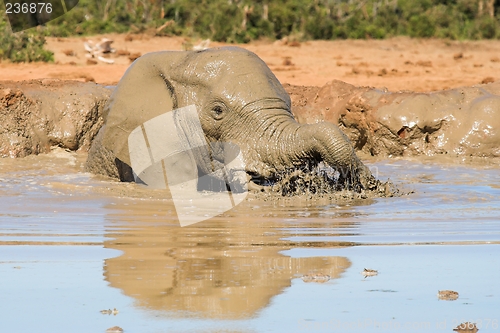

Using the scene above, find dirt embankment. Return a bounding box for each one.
[1,78,499,161]
[0,79,110,158]
[286,80,500,159]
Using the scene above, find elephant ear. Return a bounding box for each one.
[102,51,182,166]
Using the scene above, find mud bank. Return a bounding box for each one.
[2,79,499,161]
[0,79,111,158]
[286,80,500,159]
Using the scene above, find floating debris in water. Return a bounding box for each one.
[106,326,124,333]
[453,322,478,332]
[362,268,378,277]
[437,290,459,301]
[301,273,331,283]
[100,308,119,315]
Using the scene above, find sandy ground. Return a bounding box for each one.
[1,34,500,91]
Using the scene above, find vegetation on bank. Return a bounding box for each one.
[44,0,500,41]
[0,19,54,62]
[1,0,500,62]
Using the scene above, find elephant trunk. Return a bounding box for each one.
[243,119,377,191]
[302,122,378,190]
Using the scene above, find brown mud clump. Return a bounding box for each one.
[437,290,459,301]
[0,80,111,158]
[453,322,479,333]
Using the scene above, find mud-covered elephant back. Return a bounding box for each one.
[101,51,181,166]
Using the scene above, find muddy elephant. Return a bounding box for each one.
[86,46,377,192]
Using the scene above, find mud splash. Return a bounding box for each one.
[254,165,399,200]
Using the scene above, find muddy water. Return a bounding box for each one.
[1,149,499,333]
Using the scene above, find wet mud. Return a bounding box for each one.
[0,79,110,158]
[286,80,500,159]
[2,79,500,163]
[255,165,401,201]
[3,78,499,202]
[7,80,500,204]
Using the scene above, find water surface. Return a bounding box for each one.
[1,150,499,332]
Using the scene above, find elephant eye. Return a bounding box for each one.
[213,105,223,115]
[211,104,226,120]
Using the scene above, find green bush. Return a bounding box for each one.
[0,16,54,63]
[38,0,500,42]
[408,14,436,37]
[475,16,498,38]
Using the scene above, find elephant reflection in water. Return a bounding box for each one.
[103,201,352,319]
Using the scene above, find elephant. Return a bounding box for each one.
[86,46,378,194]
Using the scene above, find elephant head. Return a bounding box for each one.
[86,46,377,193]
